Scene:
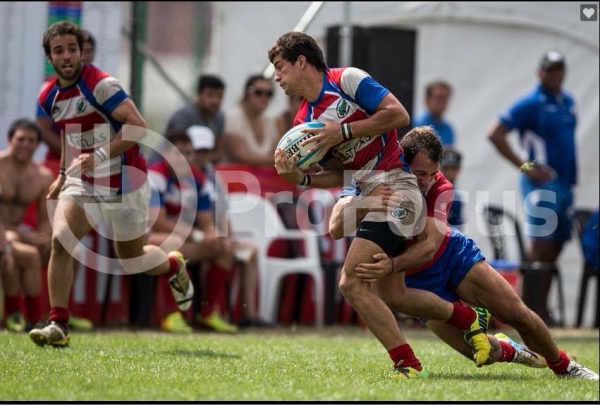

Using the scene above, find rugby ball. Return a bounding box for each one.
[276,121,326,171]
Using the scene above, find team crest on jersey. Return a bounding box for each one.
[392,207,407,219]
[336,99,349,118]
[75,97,88,115]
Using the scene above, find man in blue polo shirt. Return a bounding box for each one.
[487,50,577,326]
[413,80,456,146]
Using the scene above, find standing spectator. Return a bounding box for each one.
[222,74,279,166]
[487,51,576,326]
[440,147,466,230]
[413,80,456,147]
[81,29,96,65]
[164,74,226,165]
[0,119,52,332]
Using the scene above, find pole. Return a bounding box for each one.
[130,2,147,114]
[340,2,352,67]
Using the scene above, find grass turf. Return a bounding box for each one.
[0,326,598,401]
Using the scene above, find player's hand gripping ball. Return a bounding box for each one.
[276,121,327,171]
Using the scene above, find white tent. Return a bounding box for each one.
[204,1,599,326]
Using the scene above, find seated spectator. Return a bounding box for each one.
[440,147,466,230]
[164,74,227,165]
[0,119,53,332]
[188,126,271,328]
[222,74,279,166]
[147,130,238,334]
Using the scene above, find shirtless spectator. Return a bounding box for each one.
[0,119,53,332]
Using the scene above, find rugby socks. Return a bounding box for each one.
[389,344,423,370]
[24,295,43,325]
[200,263,229,318]
[4,295,22,315]
[49,306,70,330]
[165,256,180,278]
[445,302,476,330]
[497,339,516,363]
[546,350,571,375]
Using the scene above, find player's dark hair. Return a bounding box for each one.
[43,20,85,57]
[7,118,42,143]
[425,80,452,98]
[165,129,192,146]
[82,29,96,50]
[268,32,327,72]
[400,126,443,165]
[197,74,226,93]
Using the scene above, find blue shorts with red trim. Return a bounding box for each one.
[405,228,485,304]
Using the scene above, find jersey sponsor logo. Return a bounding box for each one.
[75,97,88,115]
[392,207,407,219]
[66,125,111,149]
[336,99,349,118]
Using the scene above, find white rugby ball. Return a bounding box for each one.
[277,121,326,171]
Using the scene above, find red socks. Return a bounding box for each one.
[166,256,179,278]
[4,295,22,315]
[445,302,476,330]
[546,350,571,375]
[49,306,70,328]
[24,295,43,325]
[497,339,516,362]
[388,344,422,370]
[200,263,230,318]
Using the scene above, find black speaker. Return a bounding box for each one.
[326,26,416,137]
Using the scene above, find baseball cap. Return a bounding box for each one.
[441,148,462,168]
[539,51,566,70]
[186,125,215,150]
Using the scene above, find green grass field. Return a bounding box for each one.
[1,326,598,401]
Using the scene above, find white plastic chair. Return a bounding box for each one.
[227,191,324,326]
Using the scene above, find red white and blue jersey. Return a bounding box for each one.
[406,172,454,275]
[37,64,147,195]
[148,160,211,224]
[294,68,410,179]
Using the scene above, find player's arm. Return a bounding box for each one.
[487,120,523,169]
[344,92,409,139]
[47,125,67,200]
[36,168,54,238]
[36,115,62,155]
[105,99,147,157]
[354,216,447,282]
[273,147,344,188]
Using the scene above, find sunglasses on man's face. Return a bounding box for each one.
[251,88,274,98]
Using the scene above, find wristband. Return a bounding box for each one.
[191,229,205,243]
[299,173,312,187]
[520,161,537,173]
[94,147,109,163]
[59,168,66,177]
[341,123,352,141]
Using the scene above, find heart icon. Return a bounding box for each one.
[583,7,596,19]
